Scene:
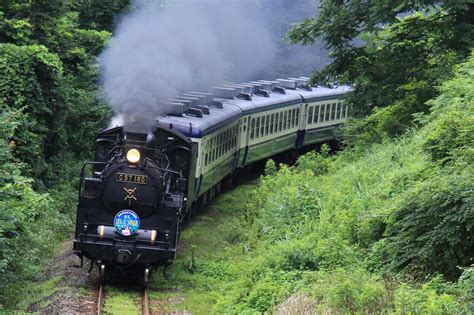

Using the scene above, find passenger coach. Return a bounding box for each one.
[157,78,350,214]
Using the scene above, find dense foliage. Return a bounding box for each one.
[0,0,129,305]
[0,0,118,180]
[0,105,71,302]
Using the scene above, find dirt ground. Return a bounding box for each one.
[25,238,101,314]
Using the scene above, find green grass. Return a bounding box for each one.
[103,286,141,315]
[149,183,257,314]
[14,276,63,312]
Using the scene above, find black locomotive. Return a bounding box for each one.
[73,122,192,285]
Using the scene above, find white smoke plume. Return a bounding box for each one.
[100,0,280,123]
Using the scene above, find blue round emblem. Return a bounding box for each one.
[114,210,140,236]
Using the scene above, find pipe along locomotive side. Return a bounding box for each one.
[73,78,350,285]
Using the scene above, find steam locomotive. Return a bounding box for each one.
[73,78,350,285]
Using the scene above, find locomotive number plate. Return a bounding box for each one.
[117,173,148,185]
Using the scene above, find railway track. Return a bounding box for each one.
[97,284,150,315]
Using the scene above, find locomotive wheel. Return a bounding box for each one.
[142,267,150,288]
[99,263,106,284]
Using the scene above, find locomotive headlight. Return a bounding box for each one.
[126,149,141,164]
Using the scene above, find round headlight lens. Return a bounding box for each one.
[126,149,141,163]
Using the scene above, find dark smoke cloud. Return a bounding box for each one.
[101,0,278,122]
[100,0,326,124]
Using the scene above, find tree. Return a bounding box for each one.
[0,1,114,180]
[287,1,474,135]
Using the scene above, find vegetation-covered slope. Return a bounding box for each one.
[0,0,128,305]
[154,53,473,313]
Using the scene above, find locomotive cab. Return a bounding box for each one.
[73,122,192,278]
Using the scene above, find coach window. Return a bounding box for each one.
[263,115,267,136]
[280,111,284,130]
[209,138,213,162]
[290,109,294,127]
[207,140,211,165]
[264,115,268,136]
[258,116,262,138]
[225,134,228,154]
[231,128,235,149]
[220,132,224,155]
[269,114,274,134]
[219,135,223,157]
[210,138,214,162]
[307,106,313,124]
[288,109,292,128]
[223,130,227,154]
[291,109,295,128]
[250,118,255,139]
[273,113,278,133]
[293,108,297,127]
[289,109,292,128]
[255,117,260,139]
[274,113,278,132]
[232,127,237,148]
[267,115,271,135]
[216,134,220,158]
[271,114,274,133]
[212,136,217,162]
[266,115,269,135]
[331,103,336,120]
[266,115,270,135]
[292,109,296,127]
[221,133,225,157]
[204,140,208,166]
[250,118,254,140]
[324,104,330,121]
[256,116,260,138]
[224,130,228,153]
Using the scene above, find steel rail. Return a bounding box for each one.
[142,289,150,315]
[97,284,104,315]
